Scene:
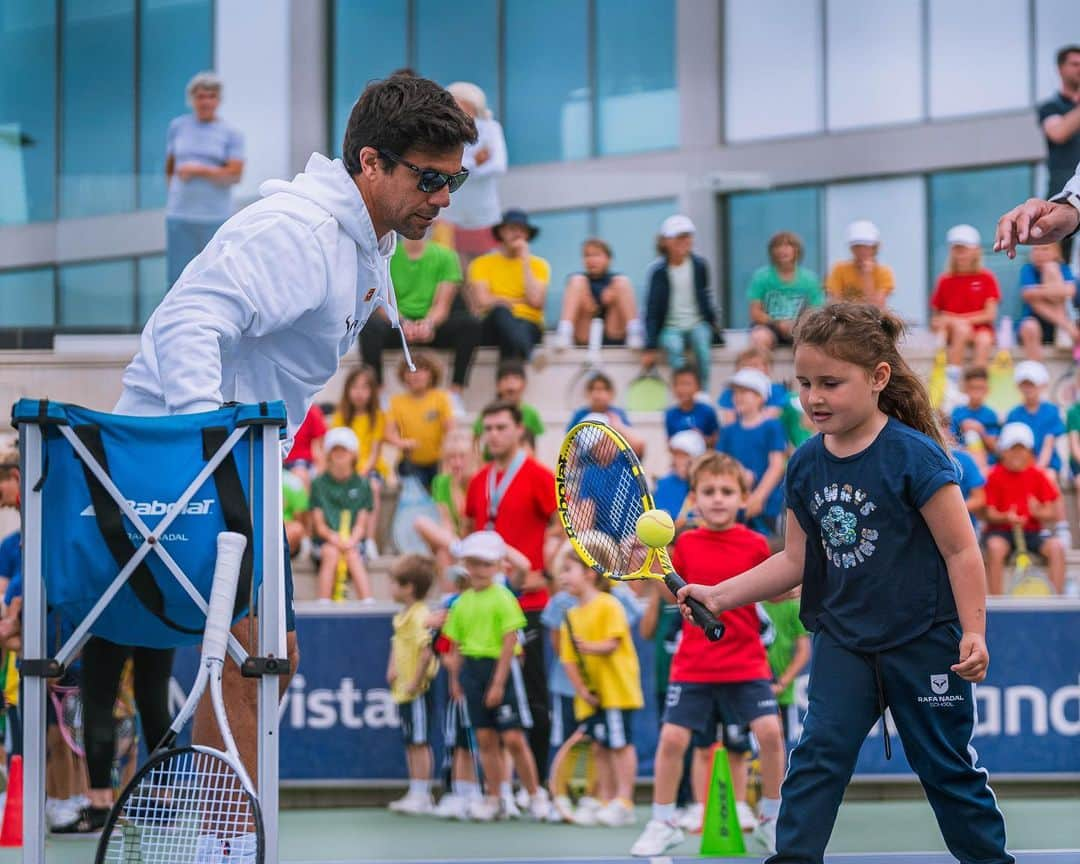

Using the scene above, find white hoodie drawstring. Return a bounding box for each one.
[381,282,415,372]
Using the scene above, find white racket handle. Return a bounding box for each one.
[202,531,246,664]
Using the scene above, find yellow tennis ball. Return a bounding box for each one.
[636,509,675,548]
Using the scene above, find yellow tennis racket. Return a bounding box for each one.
[1009,523,1052,596]
[556,421,725,641]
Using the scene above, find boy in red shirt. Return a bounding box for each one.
[630,453,785,857]
[982,422,1065,595]
[930,224,1001,381]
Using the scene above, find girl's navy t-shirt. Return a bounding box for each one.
[785,417,960,652]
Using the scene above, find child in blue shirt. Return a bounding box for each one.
[717,368,787,538]
[663,367,719,446]
[1006,360,1065,472]
[717,346,788,427]
[652,430,706,531]
[949,366,1000,469]
[677,304,1009,864]
[567,371,645,457]
[1016,241,1078,362]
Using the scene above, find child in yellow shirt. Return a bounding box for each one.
[386,353,455,490]
[557,538,643,828]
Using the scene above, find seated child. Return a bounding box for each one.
[664,367,719,447]
[1017,241,1078,362]
[387,555,440,815]
[310,428,374,602]
[386,352,455,490]
[557,536,644,828]
[717,369,787,538]
[949,366,1001,471]
[717,347,788,427]
[282,470,310,558]
[472,360,545,454]
[653,430,706,532]
[554,237,644,349]
[567,370,646,457]
[443,531,550,821]
[982,423,1065,595]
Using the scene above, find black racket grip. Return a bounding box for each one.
[664,573,725,641]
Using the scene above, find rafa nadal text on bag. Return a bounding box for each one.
[12,399,286,648]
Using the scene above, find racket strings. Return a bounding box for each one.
[100,749,256,863]
[561,425,648,577]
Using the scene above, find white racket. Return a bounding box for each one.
[96,531,263,864]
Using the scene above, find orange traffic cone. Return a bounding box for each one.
[0,755,23,846]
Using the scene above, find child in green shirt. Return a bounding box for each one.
[760,592,811,746]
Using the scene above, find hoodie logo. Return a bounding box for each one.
[364,287,376,302]
[344,315,362,337]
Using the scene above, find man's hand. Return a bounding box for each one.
[994,198,1080,258]
[951,631,989,682]
[474,146,490,166]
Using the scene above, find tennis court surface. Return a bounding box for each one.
[20,797,1080,863]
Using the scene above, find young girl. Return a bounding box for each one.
[554,238,644,350]
[385,353,455,491]
[930,224,1001,378]
[556,537,643,829]
[678,303,1010,864]
[331,364,388,558]
[414,430,476,585]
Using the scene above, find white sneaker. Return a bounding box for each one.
[530,346,548,372]
[392,794,434,816]
[500,797,522,820]
[433,793,469,820]
[468,797,500,822]
[754,813,778,853]
[45,797,79,830]
[363,538,379,560]
[626,320,645,350]
[553,321,573,351]
[595,799,636,827]
[630,818,685,856]
[448,390,467,419]
[549,795,574,823]
[528,788,552,821]
[359,596,377,606]
[514,787,531,810]
[678,801,704,832]
[573,796,602,826]
[736,800,757,833]
[221,832,258,863]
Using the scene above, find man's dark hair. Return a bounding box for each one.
[1057,45,1080,67]
[342,75,477,176]
[495,359,527,383]
[481,400,523,425]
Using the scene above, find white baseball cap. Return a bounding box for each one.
[846,220,881,246]
[1014,360,1049,387]
[668,429,707,459]
[998,422,1034,452]
[660,215,696,238]
[729,368,772,401]
[323,427,358,454]
[451,530,506,563]
[946,224,981,248]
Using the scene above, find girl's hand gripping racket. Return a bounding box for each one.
[556,420,725,641]
[96,531,264,864]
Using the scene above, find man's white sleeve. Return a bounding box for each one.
[150,216,328,414]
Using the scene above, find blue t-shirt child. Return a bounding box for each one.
[664,402,719,440]
[949,448,985,529]
[1018,262,1077,321]
[1005,402,1065,471]
[785,418,959,652]
[567,406,632,431]
[718,382,788,413]
[949,404,1001,445]
[0,531,19,585]
[653,474,691,521]
[718,418,787,519]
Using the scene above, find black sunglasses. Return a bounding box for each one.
[377,148,469,194]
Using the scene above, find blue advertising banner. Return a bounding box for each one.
[168,602,1080,784]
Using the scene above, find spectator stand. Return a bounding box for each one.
[14,399,287,864]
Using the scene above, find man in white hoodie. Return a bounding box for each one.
[114,74,477,811]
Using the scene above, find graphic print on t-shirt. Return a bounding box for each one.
[809,482,879,569]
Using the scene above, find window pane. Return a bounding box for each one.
[1035,0,1080,102]
[726,187,823,329]
[596,0,678,155]
[928,0,1030,120]
[724,0,822,142]
[826,0,922,131]
[824,177,927,324]
[0,0,57,224]
[330,1,407,157]
[416,0,498,111]
[595,198,678,310]
[529,208,591,327]
[0,267,54,326]
[504,0,589,164]
[59,259,135,328]
[137,254,167,325]
[60,0,135,218]
[138,0,212,209]
[928,164,1034,320]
